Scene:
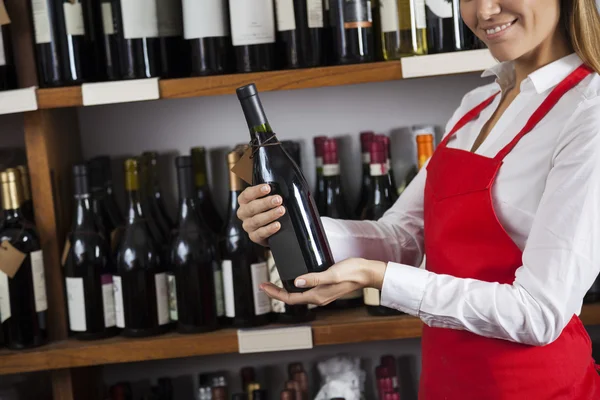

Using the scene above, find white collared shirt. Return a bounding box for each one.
[322,53,600,346]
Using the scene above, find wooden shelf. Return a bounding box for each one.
[2,303,600,376]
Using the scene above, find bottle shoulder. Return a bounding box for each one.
[0,221,41,252]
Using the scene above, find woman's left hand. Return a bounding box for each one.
[260,258,387,306]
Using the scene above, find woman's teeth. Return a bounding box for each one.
[486,21,514,35]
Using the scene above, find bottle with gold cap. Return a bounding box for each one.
[114,158,171,337]
[168,156,220,333]
[63,164,119,340]
[220,147,271,328]
[191,147,224,234]
[0,168,47,349]
[16,165,34,223]
[398,126,435,195]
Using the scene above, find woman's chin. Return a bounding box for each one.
[487,45,523,63]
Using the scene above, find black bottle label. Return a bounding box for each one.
[343,0,372,28]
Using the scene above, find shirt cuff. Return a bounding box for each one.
[380,262,430,316]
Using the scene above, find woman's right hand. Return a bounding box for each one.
[237,184,286,247]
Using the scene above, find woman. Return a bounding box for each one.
[238,0,600,398]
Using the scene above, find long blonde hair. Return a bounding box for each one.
[562,0,600,73]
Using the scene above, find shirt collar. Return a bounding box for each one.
[481,53,583,94]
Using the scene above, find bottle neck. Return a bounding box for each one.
[125,171,143,221]
[322,163,341,180]
[315,156,323,176]
[226,189,243,225]
[240,92,273,137]
[176,197,198,228]
[72,195,97,231]
[3,208,24,223]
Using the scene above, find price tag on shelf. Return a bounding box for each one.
[401,49,497,79]
[237,325,313,354]
[0,87,38,115]
[81,78,160,106]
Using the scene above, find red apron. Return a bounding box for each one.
[421,64,600,399]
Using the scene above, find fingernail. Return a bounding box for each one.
[278,206,285,214]
[261,185,270,193]
[272,196,281,205]
[295,279,306,287]
[273,222,281,230]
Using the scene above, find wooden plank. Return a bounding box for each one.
[51,367,104,400]
[2,304,599,376]
[37,87,83,110]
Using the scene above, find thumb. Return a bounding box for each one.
[294,270,337,289]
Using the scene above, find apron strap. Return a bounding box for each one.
[493,64,594,161]
[438,92,501,149]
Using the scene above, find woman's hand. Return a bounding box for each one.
[237,184,285,247]
[260,258,388,306]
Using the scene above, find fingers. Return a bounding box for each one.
[261,281,360,307]
[294,270,339,289]
[238,184,271,206]
[248,221,281,244]
[237,194,283,221]
[243,204,285,232]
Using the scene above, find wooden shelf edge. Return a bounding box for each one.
[2,303,600,376]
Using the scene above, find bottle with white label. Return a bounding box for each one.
[97,0,122,80]
[220,148,271,327]
[274,0,324,68]
[397,0,428,56]
[156,0,188,78]
[328,0,374,64]
[169,156,220,333]
[115,159,171,337]
[0,169,47,350]
[59,0,98,83]
[64,164,119,340]
[0,17,17,90]
[228,0,276,72]
[425,0,467,53]
[183,0,233,76]
[30,0,63,86]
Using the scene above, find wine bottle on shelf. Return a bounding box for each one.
[313,136,327,216]
[114,158,171,337]
[236,83,334,293]
[399,128,434,195]
[109,382,133,400]
[191,146,224,234]
[274,0,324,69]
[252,390,268,400]
[0,169,47,349]
[117,0,160,79]
[398,0,428,56]
[380,355,399,390]
[168,156,220,333]
[221,148,271,327]
[425,0,467,53]
[30,0,63,87]
[156,0,188,78]
[156,377,173,400]
[328,0,374,65]
[98,0,122,80]
[64,164,119,340]
[16,166,35,223]
[183,0,233,76]
[228,0,276,72]
[354,131,374,218]
[141,152,173,232]
[377,0,401,60]
[0,17,17,90]
[376,135,398,200]
[360,140,396,220]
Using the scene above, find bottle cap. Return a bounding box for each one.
[416,134,434,144]
[313,136,327,157]
[360,131,375,152]
[322,138,339,165]
[237,83,258,100]
[369,140,386,165]
[73,163,90,196]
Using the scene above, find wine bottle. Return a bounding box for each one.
[117,0,160,79]
[376,135,398,200]
[141,152,173,232]
[99,0,122,80]
[252,390,268,400]
[212,387,227,400]
[398,0,428,56]
[114,158,170,337]
[191,147,224,235]
[64,164,119,340]
[361,141,402,316]
[169,156,220,333]
[328,0,374,64]
[377,0,401,60]
[281,140,302,169]
[313,136,327,216]
[156,0,188,78]
[380,355,399,390]
[221,148,271,327]
[0,169,47,349]
[228,0,276,72]
[0,17,17,90]
[236,83,334,293]
[585,276,600,303]
[30,0,63,87]
[399,128,434,194]
[183,0,233,76]
[274,0,324,69]
[109,383,133,400]
[425,0,467,53]
[16,166,35,223]
[354,131,374,218]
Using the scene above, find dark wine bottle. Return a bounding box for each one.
[328,0,374,64]
[109,383,133,400]
[168,156,220,333]
[275,0,324,69]
[183,0,233,76]
[354,131,374,218]
[16,166,35,223]
[114,158,170,337]
[191,147,223,234]
[313,136,327,215]
[0,168,47,349]
[117,0,160,79]
[376,135,398,200]
[98,0,122,80]
[585,276,600,303]
[221,148,271,327]
[425,0,467,53]
[30,0,63,87]
[64,164,119,340]
[0,18,17,90]
[228,0,275,72]
[237,83,334,293]
[141,152,173,232]
[281,140,302,169]
[156,0,188,78]
[360,141,402,316]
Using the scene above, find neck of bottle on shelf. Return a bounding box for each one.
[72,164,97,230]
[226,150,246,224]
[191,147,209,189]
[360,131,374,166]
[1,169,24,222]
[176,156,200,227]
[237,84,274,139]
[124,159,144,222]
[417,133,434,170]
[142,152,161,190]
[322,138,340,178]
[16,165,32,202]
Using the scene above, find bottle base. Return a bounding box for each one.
[366,305,404,317]
[5,336,47,350]
[75,327,120,341]
[121,324,172,338]
[177,322,219,334]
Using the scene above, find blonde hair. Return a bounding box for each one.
[562,0,600,73]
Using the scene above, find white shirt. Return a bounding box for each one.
[322,53,600,346]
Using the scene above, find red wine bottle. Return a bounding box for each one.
[313,136,327,215]
[275,0,324,69]
[237,83,333,293]
[183,0,233,76]
[425,0,469,53]
[228,0,275,72]
[64,164,119,340]
[141,152,174,233]
[191,147,224,234]
[0,169,47,349]
[328,0,374,64]
[0,19,17,90]
[114,159,171,337]
[221,149,271,327]
[169,156,219,333]
[354,131,374,218]
[156,0,188,78]
[98,0,122,79]
[376,135,398,201]
[30,0,63,86]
